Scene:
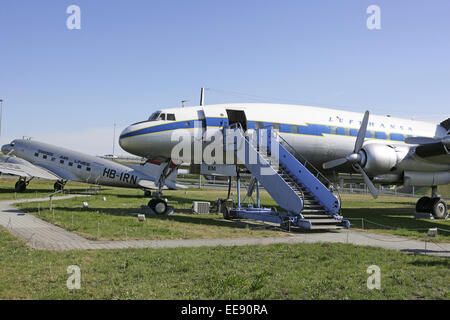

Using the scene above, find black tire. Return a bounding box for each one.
[148,199,157,209]
[152,199,168,215]
[431,198,448,219]
[416,196,431,213]
[54,181,64,192]
[15,181,26,193]
[223,207,231,220]
[144,190,152,198]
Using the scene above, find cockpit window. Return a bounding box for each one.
[147,111,171,121]
[148,111,162,121]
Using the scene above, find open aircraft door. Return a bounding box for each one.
[202,107,229,130]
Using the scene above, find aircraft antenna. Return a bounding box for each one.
[200,87,209,106]
[181,100,188,108]
[113,123,116,156]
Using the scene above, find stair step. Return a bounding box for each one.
[309,225,343,230]
[302,214,333,219]
[302,209,327,213]
[307,219,340,224]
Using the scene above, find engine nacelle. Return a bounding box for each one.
[361,144,398,176]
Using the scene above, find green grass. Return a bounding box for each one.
[341,194,450,242]
[0,178,88,200]
[13,185,450,242]
[15,187,286,240]
[0,226,448,299]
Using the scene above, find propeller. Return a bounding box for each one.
[322,111,378,198]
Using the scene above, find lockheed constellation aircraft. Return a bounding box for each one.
[119,103,449,218]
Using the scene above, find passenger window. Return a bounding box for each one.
[291,125,298,134]
[255,122,264,129]
[329,126,338,135]
[34,153,38,157]
[69,162,73,166]
[60,160,64,164]
[77,165,82,169]
[43,155,47,159]
[167,114,176,121]
[344,128,351,136]
[86,167,91,172]
[272,123,280,131]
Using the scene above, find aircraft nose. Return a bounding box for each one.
[1,144,12,154]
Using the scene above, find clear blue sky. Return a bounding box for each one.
[0,0,449,154]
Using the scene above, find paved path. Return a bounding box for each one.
[0,197,449,257]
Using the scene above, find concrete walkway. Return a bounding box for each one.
[0,196,449,257]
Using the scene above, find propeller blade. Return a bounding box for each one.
[442,136,450,148]
[354,111,370,153]
[354,163,378,199]
[405,137,440,145]
[322,157,348,169]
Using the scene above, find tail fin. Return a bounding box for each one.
[440,118,450,132]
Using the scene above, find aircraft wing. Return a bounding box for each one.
[0,156,60,180]
[411,137,450,165]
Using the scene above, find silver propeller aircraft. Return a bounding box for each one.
[0,139,180,214]
[118,103,450,219]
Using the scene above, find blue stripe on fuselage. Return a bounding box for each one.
[120,117,406,142]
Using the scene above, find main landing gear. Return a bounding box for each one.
[416,186,448,219]
[15,178,29,193]
[53,180,67,192]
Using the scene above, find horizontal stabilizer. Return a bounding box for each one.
[137,179,159,189]
[440,118,450,131]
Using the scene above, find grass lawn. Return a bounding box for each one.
[0,226,448,299]
[0,178,81,200]
[14,187,287,240]
[341,194,450,242]
[11,182,450,242]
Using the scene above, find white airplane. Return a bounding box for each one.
[118,103,450,218]
[0,139,180,214]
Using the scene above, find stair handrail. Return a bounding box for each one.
[261,125,342,212]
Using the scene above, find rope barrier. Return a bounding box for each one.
[346,217,450,233]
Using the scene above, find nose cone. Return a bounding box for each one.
[1,144,12,154]
[119,125,149,157]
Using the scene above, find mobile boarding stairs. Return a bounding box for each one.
[224,125,350,231]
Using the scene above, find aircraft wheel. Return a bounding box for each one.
[54,181,65,192]
[15,181,26,193]
[223,207,231,220]
[416,196,431,213]
[431,198,448,219]
[144,190,152,198]
[152,199,168,215]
